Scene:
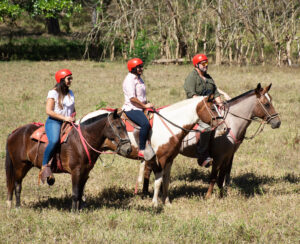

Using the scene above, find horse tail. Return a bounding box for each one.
[5,135,15,191]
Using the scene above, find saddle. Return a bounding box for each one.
[121,110,155,132]
[30,122,73,174]
[30,122,73,144]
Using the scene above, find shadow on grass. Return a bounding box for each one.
[231,172,299,197]
[174,168,210,183]
[169,185,208,199]
[30,186,163,213]
[173,169,300,198]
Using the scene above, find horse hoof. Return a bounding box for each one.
[152,201,159,208]
[6,200,12,209]
[165,202,172,207]
[47,176,55,186]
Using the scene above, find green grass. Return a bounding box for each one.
[0,61,299,243]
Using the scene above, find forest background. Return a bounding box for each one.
[1,0,300,65]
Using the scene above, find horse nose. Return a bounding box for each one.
[271,120,281,129]
[127,146,132,155]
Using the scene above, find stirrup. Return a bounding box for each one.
[38,165,55,185]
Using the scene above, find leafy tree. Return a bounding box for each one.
[0,0,23,22]
[0,0,81,35]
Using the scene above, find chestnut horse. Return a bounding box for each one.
[5,109,131,210]
[142,83,281,199]
[81,95,222,206]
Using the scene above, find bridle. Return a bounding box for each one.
[106,113,131,152]
[151,99,224,137]
[222,94,279,143]
[71,113,130,165]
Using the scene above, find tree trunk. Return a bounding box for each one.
[215,0,222,65]
[286,37,292,66]
[46,18,60,35]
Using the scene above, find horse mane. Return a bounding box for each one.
[160,96,205,113]
[226,89,255,106]
[80,113,109,126]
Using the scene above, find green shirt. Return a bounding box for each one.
[184,69,220,99]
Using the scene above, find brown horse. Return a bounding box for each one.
[81,95,222,206]
[5,109,132,210]
[142,83,281,199]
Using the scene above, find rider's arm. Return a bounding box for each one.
[130,97,153,109]
[184,73,197,98]
[218,88,231,100]
[46,98,74,122]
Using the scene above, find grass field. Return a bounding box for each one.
[0,61,299,243]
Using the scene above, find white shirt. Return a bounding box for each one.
[47,89,75,117]
[122,73,146,111]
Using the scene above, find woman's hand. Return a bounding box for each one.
[145,103,154,109]
[64,116,75,123]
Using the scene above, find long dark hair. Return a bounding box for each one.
[54,78,69,109]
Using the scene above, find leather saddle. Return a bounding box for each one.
[30,122,73,173]
[120,110,155,132]
[30,122,73,144]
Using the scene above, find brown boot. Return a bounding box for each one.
[38,165,55,185]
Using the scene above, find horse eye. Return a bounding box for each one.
[264,103,270,108]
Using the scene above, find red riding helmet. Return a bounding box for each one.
[55,69,72,83]
[127,58,143,72]
[192,54,208,66]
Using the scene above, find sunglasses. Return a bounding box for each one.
[200,61,208,67]
[136,65,143,69]
[66,76,73,81]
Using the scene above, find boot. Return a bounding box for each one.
[196,130,213,168]
[38,165,55,185]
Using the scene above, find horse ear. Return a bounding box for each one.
[113,109,119,118]
[265,83,272,92]
[255,83,262,96]
[207,93,214,103]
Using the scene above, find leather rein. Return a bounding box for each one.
[71,113,130,165]
[223,97,279,144]
[150,99,224,139]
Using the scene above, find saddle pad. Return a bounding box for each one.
[122,115,154,132]
[30,124,73,144]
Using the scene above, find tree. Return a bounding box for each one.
[0,0,81,35]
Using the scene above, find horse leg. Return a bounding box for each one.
[205,164,218,199]
[71,168,89,211]
[217,164,227,198]
[6,150,32,208]
[162,162,172,206]
[152,170,163,207]
[224,155,234,187]
[142,160,152,197]
[135,160,145,194]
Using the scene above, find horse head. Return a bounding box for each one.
[254,83,281,129]
[105,109,132,156]
[196,94,223,128]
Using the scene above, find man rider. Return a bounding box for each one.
[184,54,230,167]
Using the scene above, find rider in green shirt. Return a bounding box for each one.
[184,54,230,167]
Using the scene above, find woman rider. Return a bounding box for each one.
[122,58,153,158]
[39,69,75,184]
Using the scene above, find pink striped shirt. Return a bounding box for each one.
[122,73,146,111]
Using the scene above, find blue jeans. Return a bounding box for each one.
[125,110,150,150]
[42,117,62,166]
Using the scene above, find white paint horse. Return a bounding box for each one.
[80,95,221,206]
[142,83,281,199]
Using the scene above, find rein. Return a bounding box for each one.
[150,99,224,135]
[70,113,127,165]
[223,97,279,143]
